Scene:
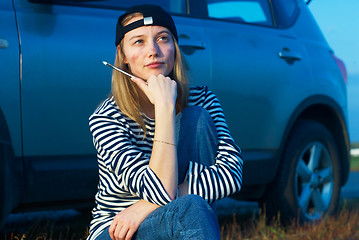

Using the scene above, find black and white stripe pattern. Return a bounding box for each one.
[87,86,243,239]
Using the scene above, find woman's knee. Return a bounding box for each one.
[184,106,217,140]
[180,106,213,126]
[176,194,213,214]
[177,106,218,148]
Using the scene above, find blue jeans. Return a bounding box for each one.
[96,106,220,239]
[176,105,218,183]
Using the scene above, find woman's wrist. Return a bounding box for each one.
[153,104,176,142]
[154,102,176,114]
[153,139,176,146]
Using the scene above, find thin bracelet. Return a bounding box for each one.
[153,139,176,146]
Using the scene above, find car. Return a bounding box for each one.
[0,0,350,228]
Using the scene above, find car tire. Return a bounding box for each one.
[262,119,341,224]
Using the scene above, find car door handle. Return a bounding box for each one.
[179,39,205,50]
[278,48,301,61]
[0,39,9,49]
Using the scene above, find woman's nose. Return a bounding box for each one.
[147,41,160,57]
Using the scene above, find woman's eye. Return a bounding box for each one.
[158,35,169,42]
[133,39,144,45]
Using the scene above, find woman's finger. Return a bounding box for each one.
[117,225,130,240]
[114,223,124,240]
[109,219,117,240]
[125,227,137,240]
[131,77,148,93]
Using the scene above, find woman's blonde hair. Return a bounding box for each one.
[111,13,189,135]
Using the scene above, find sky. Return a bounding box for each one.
[309,0,359,76]
[309,0,359,142]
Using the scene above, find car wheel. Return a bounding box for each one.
[262,120,341,223]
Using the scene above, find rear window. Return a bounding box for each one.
[206,0,273,27]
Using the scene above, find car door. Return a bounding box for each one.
[14,0,116,204]
[200,0,312,185]
[14,0,210,204]
[0,0,22,224]
[0,1,22,155]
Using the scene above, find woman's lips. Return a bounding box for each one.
[145,61,164,68]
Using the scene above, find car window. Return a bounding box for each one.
[206,0,273,27]
[271,0,299,28]
[32,0,187,15]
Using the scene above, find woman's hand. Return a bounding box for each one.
[132,74,177,107]
[109,200,159,240]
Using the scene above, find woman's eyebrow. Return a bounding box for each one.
[128,30,171,41]
[129,34,144,40]
[157,30,171,36]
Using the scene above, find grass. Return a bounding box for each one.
[219,199,359,240]
[1,225,89,240]
[1,214,90,240]
[2,199,359,240]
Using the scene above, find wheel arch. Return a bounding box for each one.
[277,95,350,187]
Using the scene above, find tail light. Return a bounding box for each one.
[331,53,348,84]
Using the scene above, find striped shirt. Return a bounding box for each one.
[87,86,243,239]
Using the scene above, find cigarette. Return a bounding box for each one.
[102,61,135,79]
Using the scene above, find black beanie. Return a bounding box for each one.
[115,4,178,46]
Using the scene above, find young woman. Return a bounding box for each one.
[87,4,243,240]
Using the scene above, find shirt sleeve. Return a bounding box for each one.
[187,87,243,203]
[89,113,172,206]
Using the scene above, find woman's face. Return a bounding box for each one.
[121,16,175,80]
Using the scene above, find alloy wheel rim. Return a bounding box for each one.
[295,141,334,220]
